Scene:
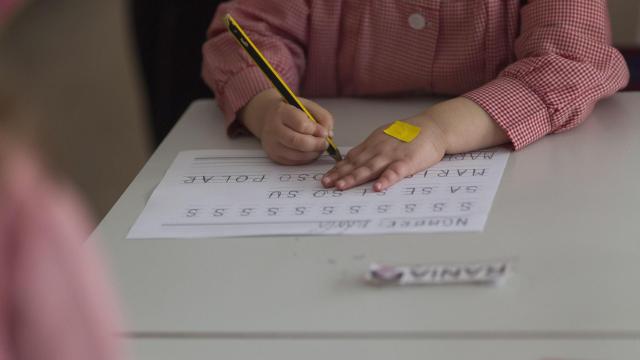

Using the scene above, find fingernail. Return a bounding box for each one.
[329,129,335,137]
[336,180,345,189]
[374,182,383,192]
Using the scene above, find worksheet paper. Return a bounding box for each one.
[127,148,509,239]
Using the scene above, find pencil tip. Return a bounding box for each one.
[326,145,342,162]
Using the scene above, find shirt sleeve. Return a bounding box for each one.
[463,0,629,150]
[202,0,310,136]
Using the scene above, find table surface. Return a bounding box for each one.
[126,338,640,360]
[95,95,640,347]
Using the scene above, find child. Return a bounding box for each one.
[202,0,628,192]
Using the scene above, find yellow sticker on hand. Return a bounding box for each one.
[383,120,421,143]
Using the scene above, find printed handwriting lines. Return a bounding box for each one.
[193,156,336,165]
[162,216,471,227]
[194,156,269,160]
[191,163,275,167]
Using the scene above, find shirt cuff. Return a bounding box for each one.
[463,76,552,150]
[214,66,273,137]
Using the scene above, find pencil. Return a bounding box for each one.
[224,14,343,162]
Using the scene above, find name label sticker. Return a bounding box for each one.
[366,259,512,286]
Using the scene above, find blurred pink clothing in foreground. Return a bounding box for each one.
[0,141,122,360]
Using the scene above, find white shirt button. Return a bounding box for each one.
[408,13,427,30]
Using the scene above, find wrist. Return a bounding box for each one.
[238,89,280,138]
[419,97,509,154]
[409,114,450,156]
[430,118,451,156]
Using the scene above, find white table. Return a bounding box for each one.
[95,95,640,358]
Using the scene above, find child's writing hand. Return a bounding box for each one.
[322,117,447,192]
[240,89,334,165]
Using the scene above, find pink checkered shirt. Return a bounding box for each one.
[202,0,629,150]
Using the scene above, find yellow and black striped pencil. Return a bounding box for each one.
[224,14,343,162]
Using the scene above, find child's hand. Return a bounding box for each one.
[322,116,447,192]
[321,97,510,192]
[240,89,334,165]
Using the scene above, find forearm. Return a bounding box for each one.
[203,1,309,127]
[461,1,627,150]
[421,97,509,154]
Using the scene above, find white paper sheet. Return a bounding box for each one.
[127,148,509,239]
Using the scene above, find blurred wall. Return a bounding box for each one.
[0,0,151,219]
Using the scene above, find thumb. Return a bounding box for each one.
[300,99,334,137]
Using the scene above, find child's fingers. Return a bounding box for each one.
[322,161,355,187]
[282,109,328,137]
[344,145,366,163]
[277,123,328,152]
[301,99,334,136]
[322,151,371,187]
[334,157,388,191]
[373,160,415,192]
